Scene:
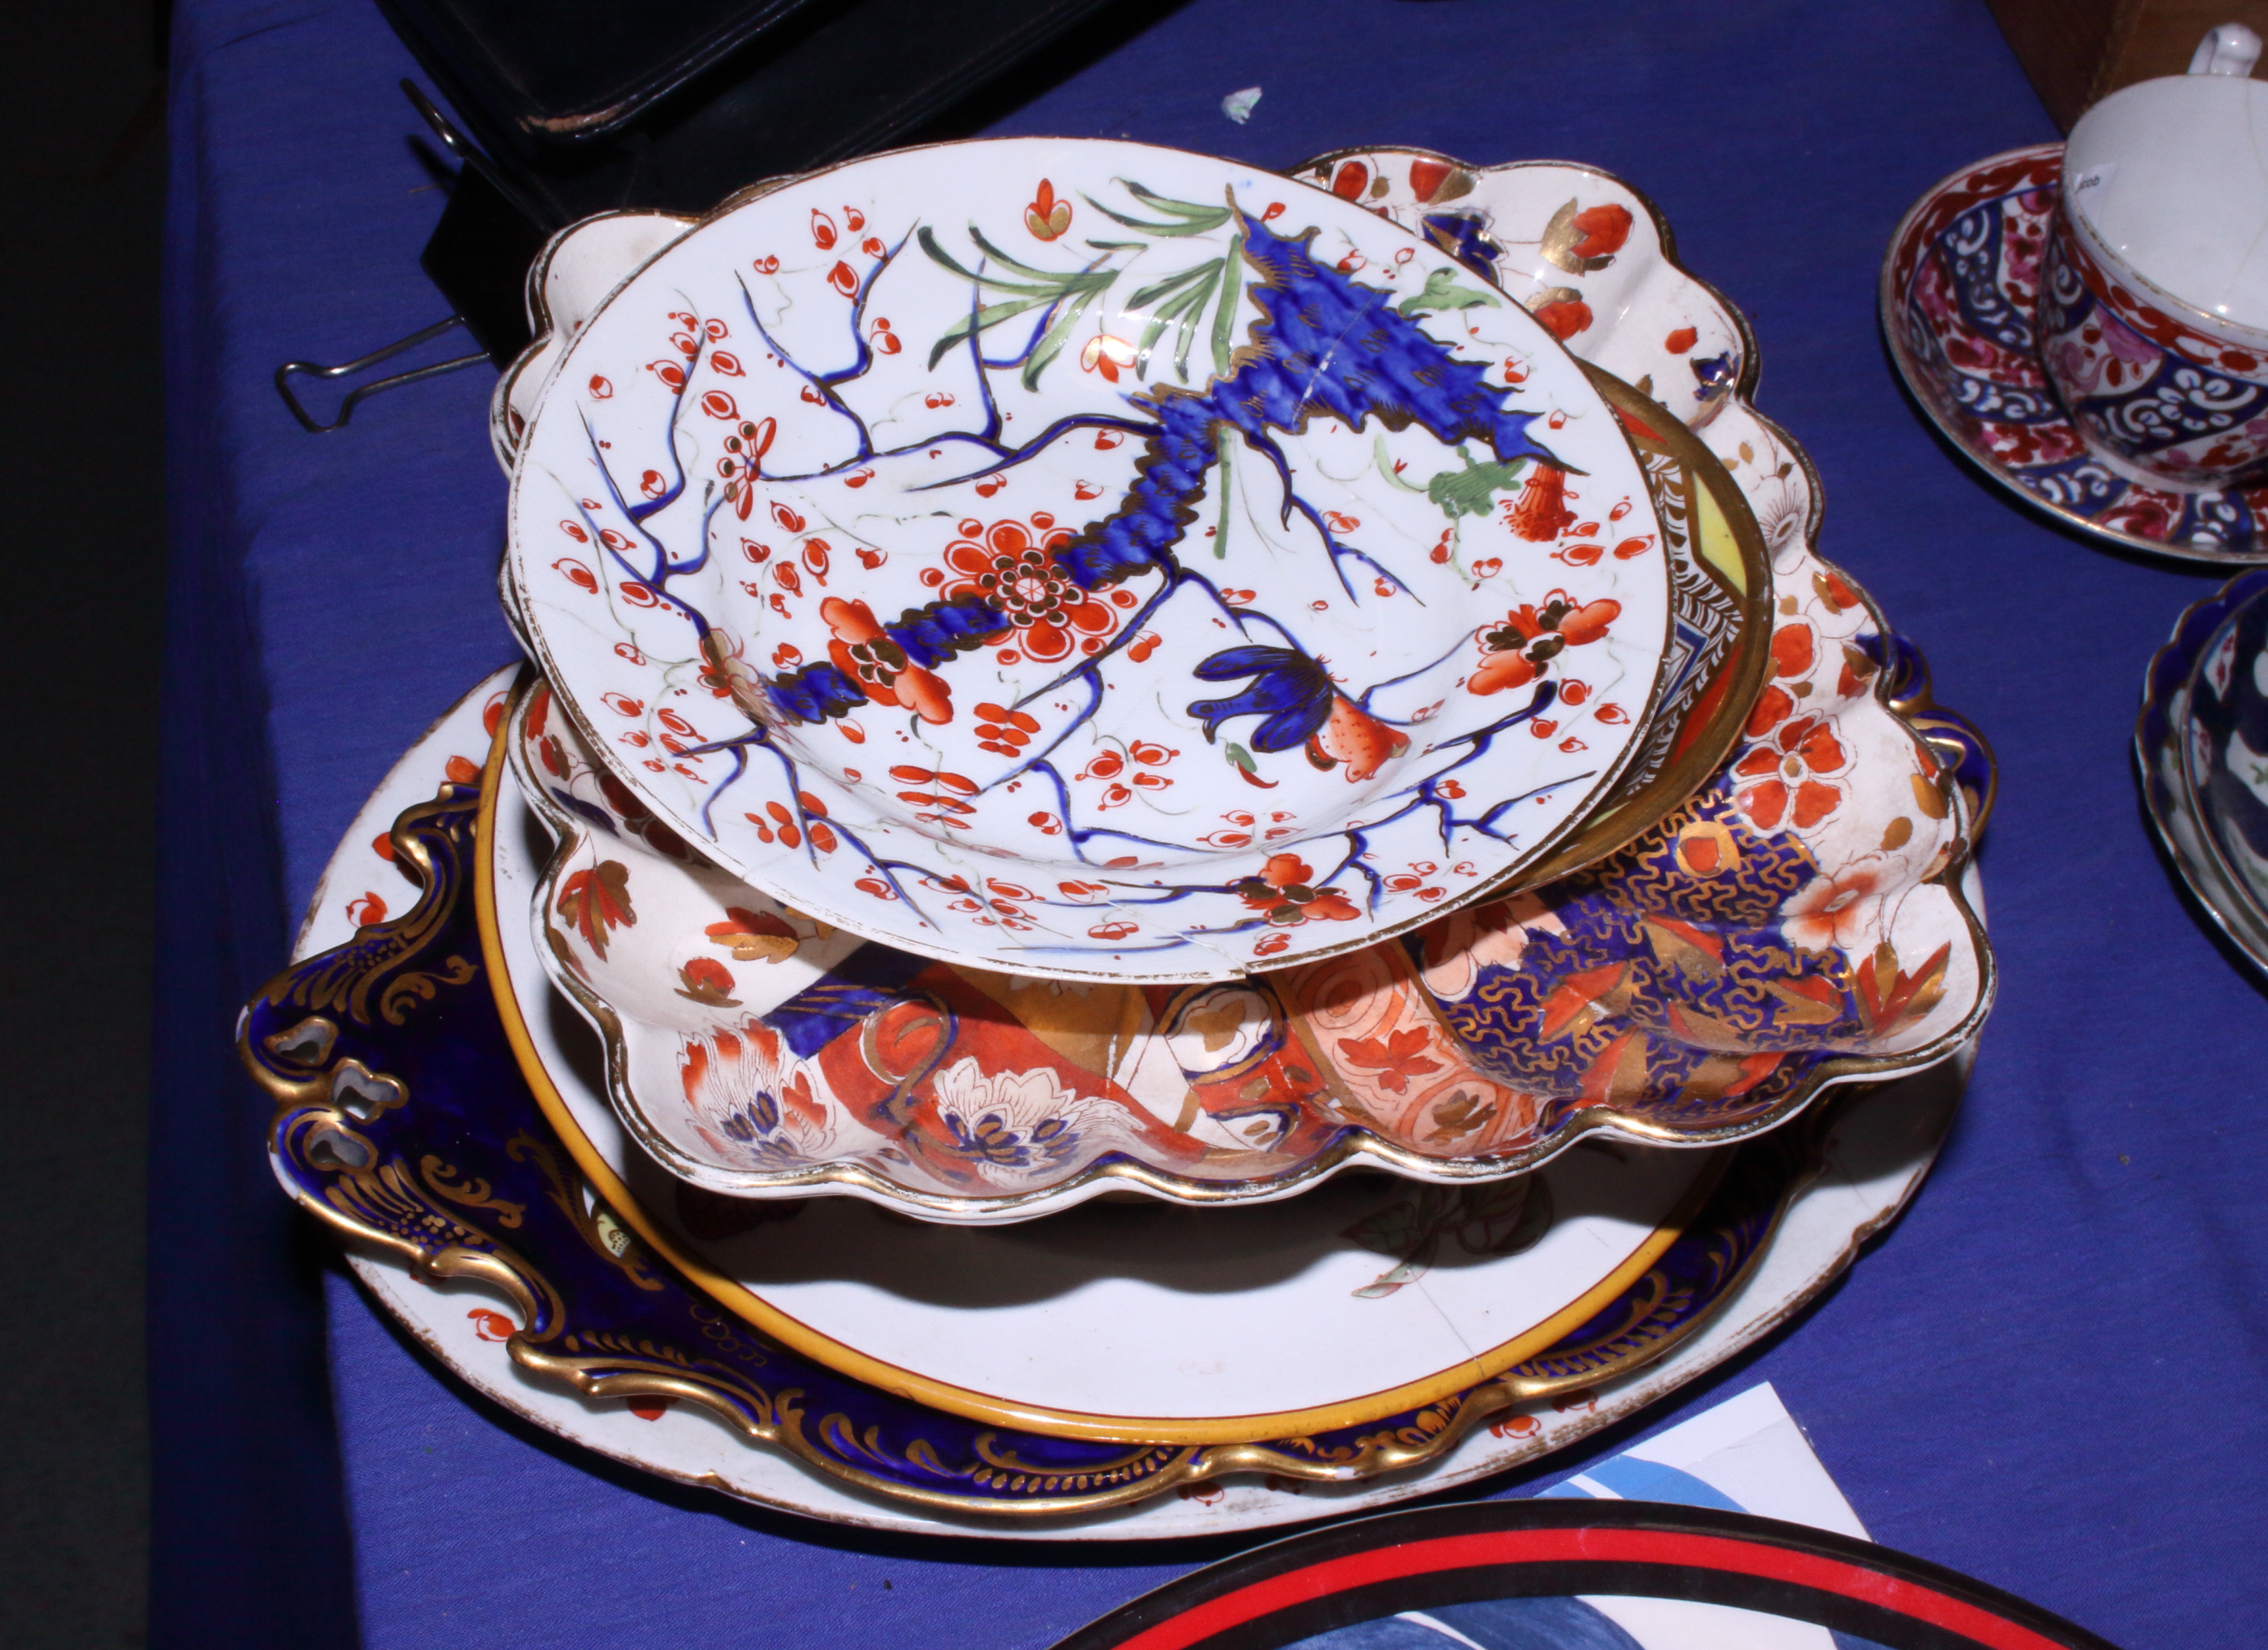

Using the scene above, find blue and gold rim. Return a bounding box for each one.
[240,707,1903,1516]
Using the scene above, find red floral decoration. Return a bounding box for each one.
[1235,853,1360,927]
[1732,713,1849,830]
[940,516,1120,664]
[1503,464,1577,541]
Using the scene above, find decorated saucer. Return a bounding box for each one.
[491,165,1779,922]
[252,670,1977,1534]
[503,137,1696,981]
[1882,143,2268,565]
[2138,568,2268,976]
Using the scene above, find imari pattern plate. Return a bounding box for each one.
[250,670,1975,1532]
[503,138,1689,981]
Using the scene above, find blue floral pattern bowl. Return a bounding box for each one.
[502,138,1691,982]
[2146,567,2268,979]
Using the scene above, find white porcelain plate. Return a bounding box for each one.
[302,666,1971,1537]
[505,138,1675,983]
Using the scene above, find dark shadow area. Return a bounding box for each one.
[0,3,167,1647]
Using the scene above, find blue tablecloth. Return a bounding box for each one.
[153,3,2268,1645]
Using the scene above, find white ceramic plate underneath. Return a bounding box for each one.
[302,667,1969,1538]
[495,756,1722,1442]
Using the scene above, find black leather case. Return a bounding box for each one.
[385,0,1153,360]
[383,0,1150,222]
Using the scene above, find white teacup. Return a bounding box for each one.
[2037,23,2268,490]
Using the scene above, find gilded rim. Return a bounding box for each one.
[1879,141,2268,568]
[508,595,1991,1222]
[1518,364,1774,886]
[1291,149,1766,408]
[485,679,1730,1445]
[494,157,1763,902]
[1276,149,1773,885]
[250,679,1969,1521]
[497,146,1994,1224]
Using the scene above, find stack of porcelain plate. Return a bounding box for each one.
[245,138,1997,1538]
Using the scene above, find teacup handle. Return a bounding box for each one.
[2189,22,2262,76]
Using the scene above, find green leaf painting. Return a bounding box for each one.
[920,182,1249,390]
[1396,266,1502,318]
[1427,446,1531,519]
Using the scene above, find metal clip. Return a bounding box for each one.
[274,82,551,433]
[273,316,488,433]
[399,80,553,230]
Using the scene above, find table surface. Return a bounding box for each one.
[152,2,2268,1647]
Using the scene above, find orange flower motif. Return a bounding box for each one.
[1770,621,1816,679]
[1782,866,1887,954]
[1235,854,1361,926]
[1078,333,1138,382]
[1812,569,1862,614]
[821,596,953,724]
[1312,695,1409,782]
[1503,464,1576,541]
[1025,179,1072,241]
[1733,712,1849,830]
[1470,596,1621,695]
[1744,683,1794,739]
[1532,299,1593,340]
[675,955,740,1007]
[940,517,1120,664]
[1337,1026,1444,1095]
[1566,204,1633,261]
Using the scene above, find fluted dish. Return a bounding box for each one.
[502,153,1995,1223]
